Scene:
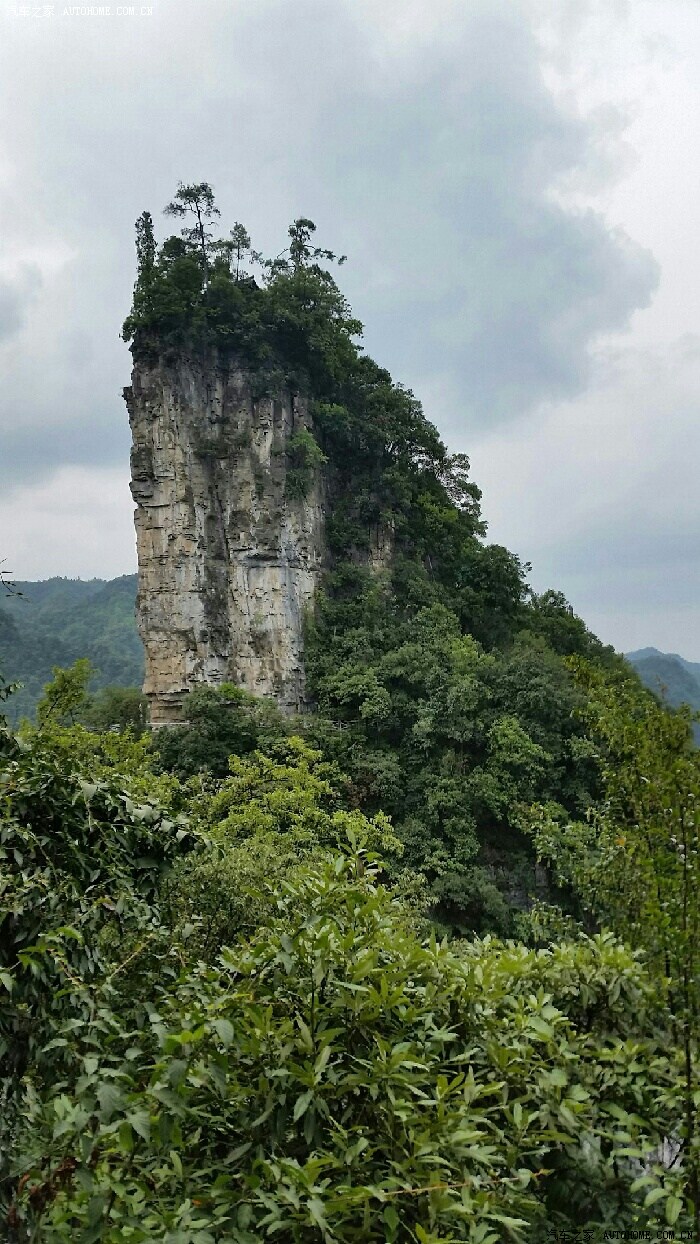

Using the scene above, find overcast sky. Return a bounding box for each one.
[1,0,698,656]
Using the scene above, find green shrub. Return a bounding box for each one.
[10,849,685,1241]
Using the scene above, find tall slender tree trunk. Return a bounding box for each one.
[195,204,208,273]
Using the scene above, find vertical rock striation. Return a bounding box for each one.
[125,350,325,724]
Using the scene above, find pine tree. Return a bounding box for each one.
[163,181,221,273]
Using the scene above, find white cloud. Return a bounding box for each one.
[470,334,700,654]
[0,467,136,581]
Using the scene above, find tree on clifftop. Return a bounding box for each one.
[163,181,220,273]
[129,210,157,322]
[212,222,262,282]
[265,216,347,278]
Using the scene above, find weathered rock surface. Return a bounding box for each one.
[125,351,325,724]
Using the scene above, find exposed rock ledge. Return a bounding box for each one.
[125,351,325,725]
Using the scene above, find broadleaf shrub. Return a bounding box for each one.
[8,849,685,1241]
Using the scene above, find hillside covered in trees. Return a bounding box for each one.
[2,185,700,1239]
[0,576,142,723]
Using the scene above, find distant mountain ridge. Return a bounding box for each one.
[0,575,143,722]
[1,577,697,737]
[626,646,700,741]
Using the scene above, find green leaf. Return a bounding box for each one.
[631,1175,655,1194]
[666,1195,683,1225]
[213,1017,234,1047]
[127,1110,151,1141]
[227,1141,252,1163]
[308,1197,328,1231]
[296,1015,313,1050]
[97,1082,123,1119]
[293,1090,313,1121]
[237,1203,253,1229]
[87,1194,107,1226]
[528,1018,553,1040]
[383,1205,400,1233]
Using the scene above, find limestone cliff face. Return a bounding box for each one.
[125,351,326,724]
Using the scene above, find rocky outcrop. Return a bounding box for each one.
[125,351,326,725]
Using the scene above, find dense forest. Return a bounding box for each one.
[2,184,700,1240]
[0,576,143,724]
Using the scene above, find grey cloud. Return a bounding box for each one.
[0,295,130,497]
[0,284,24,340]
[0,0,659,488]
[469,334,700,653]
[1,412,129,492]
[0,266,42,342]
[194,0,659,430]
[536,527,700,610]
[506,519,700,658]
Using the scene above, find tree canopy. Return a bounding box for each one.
[0,700,693,1238]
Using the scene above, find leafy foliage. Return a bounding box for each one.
[4,828,687,1240]
[527,663,700,1227]
[286,427,328,500]
[163,182,221,271]
[1,670,697,1237]
[151,684,287,780]
[304,600,608,934]
[0,715,194,1221]
[164,734,402,961]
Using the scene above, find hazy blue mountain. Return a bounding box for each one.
[0,575,143,722]
[626,646,700,741]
